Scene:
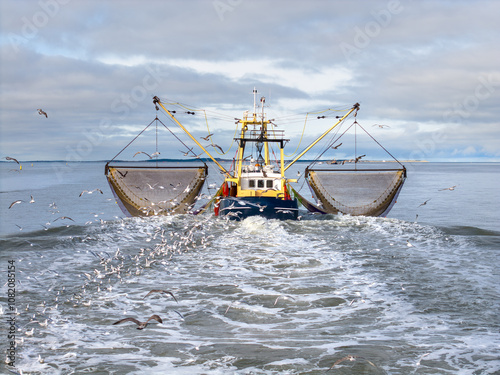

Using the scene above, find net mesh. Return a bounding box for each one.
[307,169,405,216]
[106,166,207,216]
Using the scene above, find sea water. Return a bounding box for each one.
[0,161,499,374]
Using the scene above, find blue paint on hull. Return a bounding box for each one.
[218,196,299,221]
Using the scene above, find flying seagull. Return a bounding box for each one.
[79,189,103,197]
[372,124,390,128]
[200,134,214,141]
[133,151,152,159]
[179,148,194,157]
[439,185,457,191]
[3,156,20,164]
[207,144,224,153]
[331,143,342,149]
[143,289,178,303]
[189,152,205,158]
[354,154,366,163]
[53,216,75,222]
[112,314,163,330]
[418,199,431,207]
[273,295,296,306]
[8,200,23,209]
[329,355,357,369]
[37,109,48,118]
[328,355,377,370]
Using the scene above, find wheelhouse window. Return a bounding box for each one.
[266,180,273,188]
[257,180,265,188]
[249,180,255,188]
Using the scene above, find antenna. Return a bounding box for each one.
[253,87,257,117]
[260,96,265,122]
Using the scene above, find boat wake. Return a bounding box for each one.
[2,214,499,374]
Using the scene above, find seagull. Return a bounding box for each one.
[37,109,48,118]
[207,144,224,153]
[3,156,19,164]
[79,189,103,197]
[189,152,204,158]
[373,124,390,128]
[416,353,431,366]
[354,154,366,163]
[273,295,296,306]
[256,204,267,212]
[117,170,128,178]
[328,355,377,370]
[53,216,75,222]
[29,195,35,203]
[143,290,178,303]
[439,185,457,191]
[200,134,214,141]
[418,199,431,207]
[225,211,242,218]
[406,240,416,248]
[331,143,342,149]
[8,200,23,209]
[133,151,152,159]
[179,148,194,157]
[112,314,163,330]
[329,355,357,369]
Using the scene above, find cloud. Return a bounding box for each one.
[0,0,499,162]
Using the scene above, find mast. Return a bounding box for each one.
[283,103,359,172]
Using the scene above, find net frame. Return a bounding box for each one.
[306,167,406,217]
[105,163,207,217]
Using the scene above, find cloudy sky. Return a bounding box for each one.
[1,0,499,162]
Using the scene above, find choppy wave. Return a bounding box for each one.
[1,214,499,374]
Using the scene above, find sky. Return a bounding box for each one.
[1,0,499,162]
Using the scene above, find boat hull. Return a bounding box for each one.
[218,196,299,221]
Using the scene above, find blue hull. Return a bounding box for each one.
[218,196,299,221]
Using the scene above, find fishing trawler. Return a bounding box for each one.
[105,90,406,220]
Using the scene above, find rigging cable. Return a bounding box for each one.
[108,118,157,162]
[356,122,405,168]
[284,112,309,157]
[283,107,352,157]
[159,99,241,156]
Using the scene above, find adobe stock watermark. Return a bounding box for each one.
[212,0,243,22]
[408,73,499,163]
[442,73,499,125]
[339,0,403,63]
[52,64,170,181]
[8,0,72,53]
